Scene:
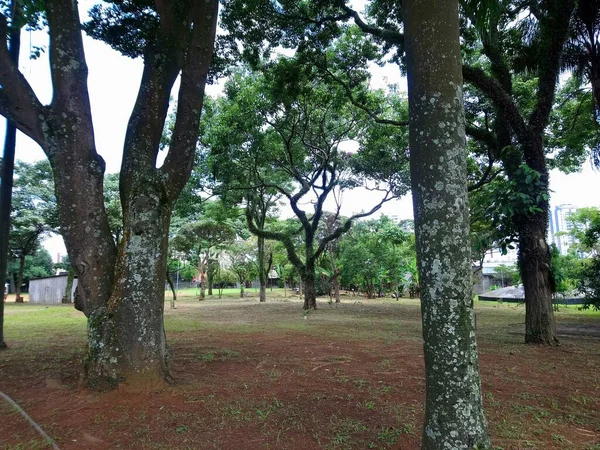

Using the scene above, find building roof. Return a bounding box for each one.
[479,285,584,304]
[29,273,73,281]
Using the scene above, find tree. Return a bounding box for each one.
[0,0,219,386]
[0,0,21,348]
[103,173,123,246]
[576,211,600,308]
[209,61,409,309]
[461,0,576,344]
[561,0,600,164]
[403,0,490,446]
[338,216,411,298]
[493,263,520,287]
[171,219,236,300]
[7,247,54,287]
[565,207,600,256]
[226,239,257,298]
[9,161,57,302]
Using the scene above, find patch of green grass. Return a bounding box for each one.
[375,427,403,448]
[326,416,368,449]
[200,352,215,362]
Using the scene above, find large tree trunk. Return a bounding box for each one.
[83,183,172,387]
[302,267,317,310]
[403,0,490,448]
[520,138,557,344]
[0,0,219,387]
[0,0,19,348]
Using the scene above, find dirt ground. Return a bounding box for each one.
[1,297,599,449]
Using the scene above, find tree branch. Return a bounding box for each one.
[322,63,409,127]
[529,0,576,133]
[0,13,46,146]
[462,65,530,143]
[162,0,219,201]
[314,190,394,260]
[337,2,404,47]
[245,206,305,272]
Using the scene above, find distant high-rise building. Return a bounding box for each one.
[549,204,577,255]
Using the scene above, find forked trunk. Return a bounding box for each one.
[403,0,490,447]
[84,185,173,388]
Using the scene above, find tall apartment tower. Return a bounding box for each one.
[549,204,577,255]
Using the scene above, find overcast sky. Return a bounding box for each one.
[1,9,598,261]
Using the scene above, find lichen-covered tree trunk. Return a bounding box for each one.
[403,0,490,448]
[84,181,172,387]
[0,0,21,349]
[0,0,218,387]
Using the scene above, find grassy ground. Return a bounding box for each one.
[1,292,599,449]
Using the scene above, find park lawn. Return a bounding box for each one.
[1,295,599,450]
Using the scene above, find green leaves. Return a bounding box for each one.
[9,160,58,261]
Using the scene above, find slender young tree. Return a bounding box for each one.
[403,0,490,447]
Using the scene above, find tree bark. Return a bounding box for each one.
[403,0,490,448]
[519,137,558,344]
[207,263,214,296]
[302,268,317,310]
[0,0,219,387]
[198,252,207,300]
[257,235,267,302]
[166,270,176,309]
[329,249,340,303]
[84,186,173,387]
[63,266,74,303]
[15,254,25,302]
[0,0,20,347]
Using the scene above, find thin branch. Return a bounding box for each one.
[462,65,530,143]
[337,2,404,47]
[0,13,46,146]
[314,190,394,260]
[322,63,408,127]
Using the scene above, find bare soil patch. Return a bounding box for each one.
[1,298,599,449]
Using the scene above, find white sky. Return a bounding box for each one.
[1,9,599,261]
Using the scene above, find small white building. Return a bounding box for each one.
[28,275,78,305]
